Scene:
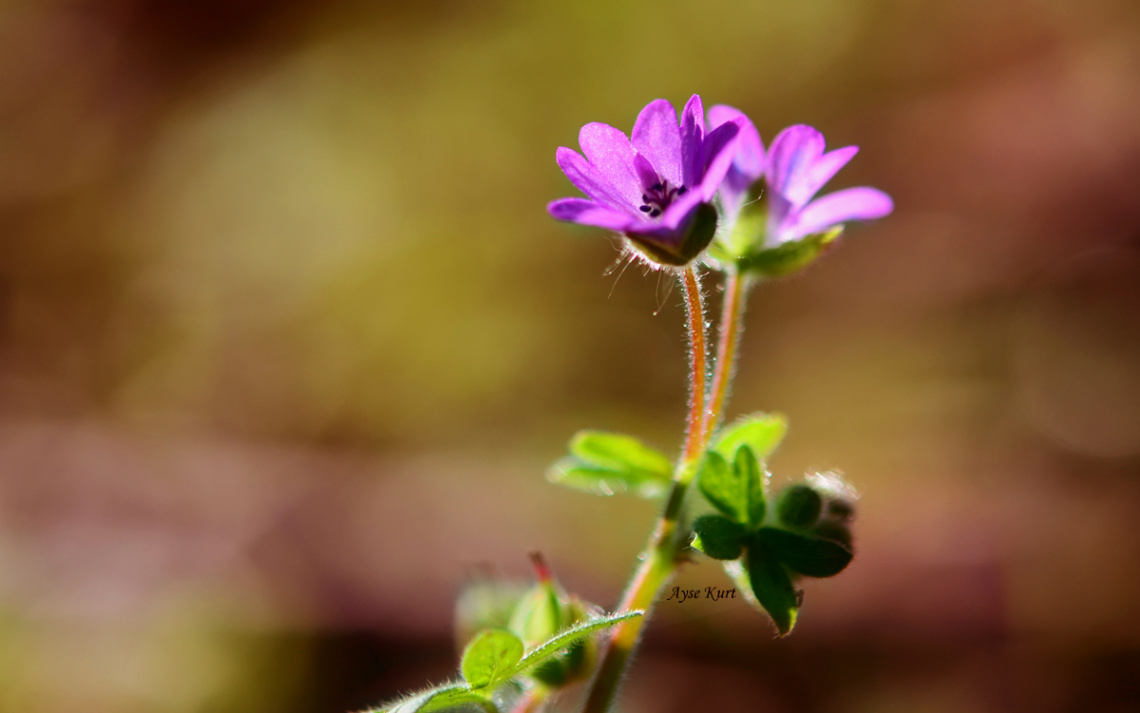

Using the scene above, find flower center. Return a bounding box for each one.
[638,181,687,218]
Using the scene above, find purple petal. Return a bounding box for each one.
[695,119,741,202]
[679,95,706,190]
[767,125,825,207]
[782,187,894,242]
[556,147,638,215]
[548,197,638,232]
[657,185,705,230]
[631,99,682,189]
[792,145,858,207]
[708,105,765,185]
[578,122,643,211]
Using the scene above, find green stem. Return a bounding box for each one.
[581,266,714,713]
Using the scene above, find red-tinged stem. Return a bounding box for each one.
[679,266,710,468]
[581,266,711,713]
[704,271,751,440]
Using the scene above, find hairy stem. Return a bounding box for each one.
[704,271,751,440]
[679,266,710,468]
[581,266,715,713]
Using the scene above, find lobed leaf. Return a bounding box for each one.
[692,514,747,560]
[696,447,767,529]
[745,542,799,636]
[734,446,767,528]
[755,527,853,578]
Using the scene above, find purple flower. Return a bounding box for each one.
[707,105,766,219]
[548,95,742,266]
[763,125,893,246]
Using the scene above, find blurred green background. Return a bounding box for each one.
[2,0,1140,711]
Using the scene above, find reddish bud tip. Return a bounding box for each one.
[528,551,553,584]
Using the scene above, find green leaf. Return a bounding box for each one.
[756,527,853,578]
[374,684,497,713]
[569,431,672,475]
[461,629,525,690]
[745,542,799,636]
[775,483,822,530]
[697,450,741,521]
[546,431,673,498]
[713,413,788,463]
[692,514,747,560]
[545,457,670,498]
[734,446,767,528]
[418,686,498,713]
[510,610,643,679]
[696,447,766,528]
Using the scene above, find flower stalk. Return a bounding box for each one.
[582,266,719,713]
[704,271,751,441]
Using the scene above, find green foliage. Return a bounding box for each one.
[462,629,525,690]
[511,610,641,676]
[370,610,643,713]
[696,447,766,529]
[775,483,823,530]
[754,527,853,578]
[692,440,856,637]
[691,515,746,560]
[711,413,787,463]
[744,541,800,637]
[547,431,673,497]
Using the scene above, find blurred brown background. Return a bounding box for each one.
[2,0,1139,711]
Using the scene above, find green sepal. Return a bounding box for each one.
[547,431,672,498]
[736,226,844,278]
[712,413,787,463]
[696,447,767,529]
[755,527,853,578]
[744,541,799,636]
[461,629,525,690]
[707,196,767,264]
[692,514,747,560]
[775,483,823,530]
